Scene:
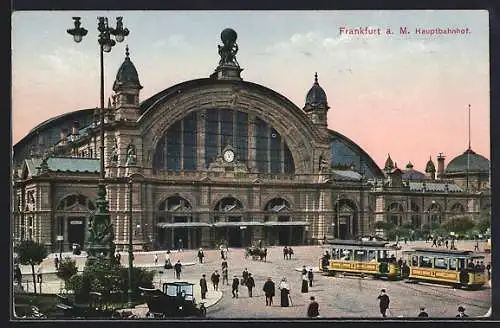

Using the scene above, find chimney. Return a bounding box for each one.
[437,153,445,179]
[72,121,80,135]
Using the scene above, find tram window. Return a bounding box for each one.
[435,258,448,269]
[449,258,458,270]
[354,250,367,261]
[368,250,377,262]
[341,250,351,260]
[459,259,466,269]
[419,256,433,268]
[411,256,418,266]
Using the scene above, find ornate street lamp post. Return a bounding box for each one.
[67,16,129,262]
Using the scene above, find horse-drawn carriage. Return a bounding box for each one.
[245,246,267,261]
[139,282,206,318]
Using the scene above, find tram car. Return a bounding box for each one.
[319,240,401,280]
[402,248,486,289]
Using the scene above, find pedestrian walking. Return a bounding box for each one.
[417,306,429,318]
[200,274,208,300]
[246,273,255,297]
[174,260,182,279]
[222,259,228,270]
[232,275,240,298]
[242,268,249,286]
[222,267,229,285]
[263,277,275,306]
[36,266,43,283]
[445,239,449,249]
[197,248,205,263]
[307,296,319,318]
[54,254,59,270]
[486,262,491,281]
[456,306,469,318]
[178,238,183,252]
[288,247,294,259]
[278,278,290,307]
[301,273,309,293]
[474,240,479,251]
[211,270,220,291]
[154,253,158,266]
[283,246,288,260]
[432,238,437,247]
[307,268,314,287]
[377,289,390,318]
[115,252,121,263]
[164,252,172,269]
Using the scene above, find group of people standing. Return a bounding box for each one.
[282,246,294,260]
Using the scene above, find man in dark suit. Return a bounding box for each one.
[200,274,208,300]
[232,275,240,298]
[174,260,182,279]
[246,273,255,297]
[377,289,390,318]
[263,277,275,306]
[307,296,319,318]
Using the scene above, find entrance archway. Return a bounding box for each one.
[156,196,201,250]
[263,198,301,245]
[55,194,95,251]
[333,198,358,239]
[213,197,247,247]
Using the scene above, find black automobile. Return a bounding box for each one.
[139,282,206,318]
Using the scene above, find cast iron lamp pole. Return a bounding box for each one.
[67,16,129,261]
[128,177,133,308]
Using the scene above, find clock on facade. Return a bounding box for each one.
[223,149,235,163]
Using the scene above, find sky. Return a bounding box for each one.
[11,10,490,171]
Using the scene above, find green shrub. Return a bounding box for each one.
[56,258,78,285]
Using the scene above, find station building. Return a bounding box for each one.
[12,30,491,252]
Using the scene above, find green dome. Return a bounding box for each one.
[446,148,489,174]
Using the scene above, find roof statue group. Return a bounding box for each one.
[218,28,240,67]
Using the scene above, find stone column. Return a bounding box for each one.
[248,115,257,171]
[197,110,206,170]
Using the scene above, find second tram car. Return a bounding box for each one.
[319,240,401,280]
[403,248,486,289]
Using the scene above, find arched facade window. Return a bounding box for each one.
[427,202,442,226]
[153,109,295,174]
[450,202,465,214]
[387,202,404,226]
[213,197,244,222]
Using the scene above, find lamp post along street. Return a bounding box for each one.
[128,178,133,307]
[67,16,129,262]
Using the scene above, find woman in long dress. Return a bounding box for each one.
[301,274,309,293]
[278,278,290,307]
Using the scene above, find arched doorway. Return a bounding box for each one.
[213,197,247,247]
[333,198,358,239]
[55,194,95,251]
[263,198,301,245]
[156,196,201,250]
